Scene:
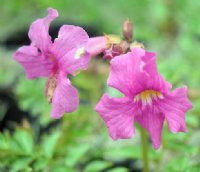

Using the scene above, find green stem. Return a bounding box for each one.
[140,126,149,172]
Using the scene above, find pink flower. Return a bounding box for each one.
[13,8,90,119]
[95,48,192,149]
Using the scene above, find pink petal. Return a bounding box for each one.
[108,49,143,96]
[51,74,79,119]
[141,51,171,93]
[86,36,107,56]
[52,25,89,59]
[108,48,171,97]
[95,94,135,140]
[28,8,58,53]
[158,86,192,133]
[59,48,90,75]
[135,106,165,150]
[13,46,54,79]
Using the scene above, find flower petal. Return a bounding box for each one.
[158,86,192,133]
[108,48,143,96]
[13,46,54,79]
[135,106,165,150]
[58,48,90,75]
[28,8,58,53]
[86,36,107,56]
[141,51,171,93]
[52,25,89,59]
[95,94,135,140]
[51,75,79,119]
[108,48,171,97]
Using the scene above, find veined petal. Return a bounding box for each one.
[141,51,171,93]
[52,25,89,59]
[58,47,90,75]
[28,8,58,53]
[108,48,171,97]
[13,45,54,79]
[108,48,143,96]
[51,75,79,119]
[95,94,135,140]
[158,86,192,133]
[135,106,165,150]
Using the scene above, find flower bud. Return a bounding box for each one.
[87,36,107,56]
[87,35,121,57]
[123,20,133,42]
[103,41,129,60]
[103,44,122,60]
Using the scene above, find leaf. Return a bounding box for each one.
[104,146,141,160]
[84,160,112,172]
[0,133,8,150]
[108,167,129,172]
[33,158,48,171]
[165,157,189,172]
[12,129,33,155]
[15,77,51,125]
[10,157,33,172]
[49,164,75,172]
[42,130,60,159]
[65,144,90,167]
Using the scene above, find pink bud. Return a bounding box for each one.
[86,36,108,56]
[123,20,133,42]
[103,41,129,60]
[103,45,122,60]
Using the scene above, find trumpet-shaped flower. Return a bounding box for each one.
[13,8,90,118]
[95,48,192,149]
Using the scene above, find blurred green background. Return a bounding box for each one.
[0,0,200,171]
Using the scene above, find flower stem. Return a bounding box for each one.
[140,126,149,172]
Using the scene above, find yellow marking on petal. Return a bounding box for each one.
[75,47,85,59]
[156,92,164,99]
[134,90,163,106]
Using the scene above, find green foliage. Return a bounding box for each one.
[42,130,61,159]
[84,160,112,172]
[15,77,52,125]
[108,168,129,172]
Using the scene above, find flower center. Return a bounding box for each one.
[48,54,59,74]
[134,90,163,106]
[45,75,57,103]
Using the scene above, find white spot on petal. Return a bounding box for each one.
[139,61,145,72]
[75,47,85,59]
